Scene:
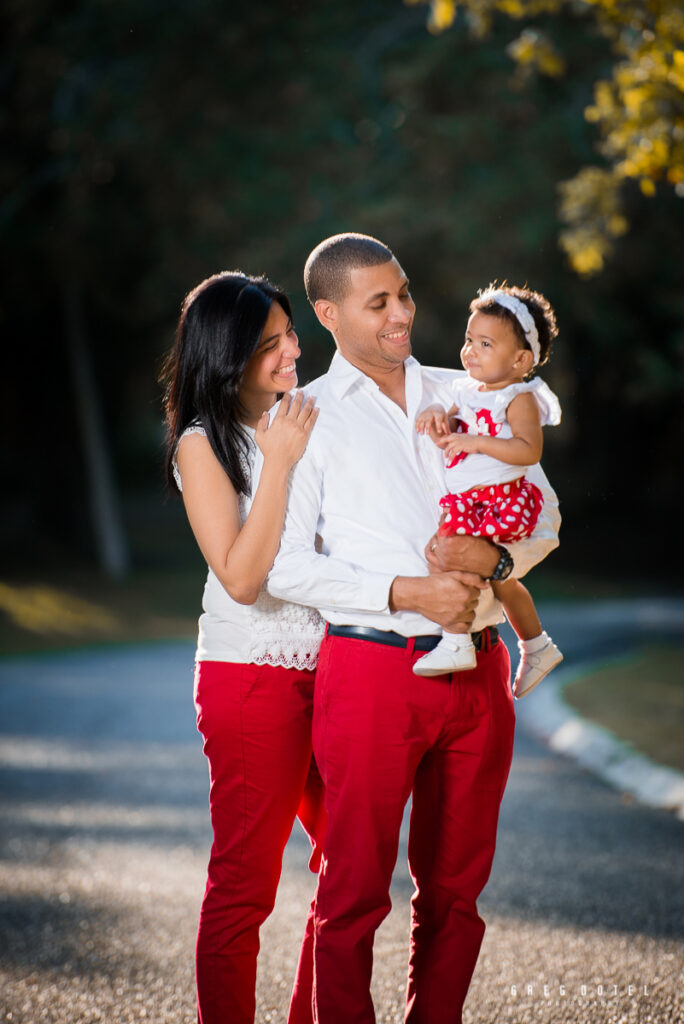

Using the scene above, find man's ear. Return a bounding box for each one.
[314,299,337,334]
[514,348,535,376]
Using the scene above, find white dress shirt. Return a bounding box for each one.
[267,352,560,636]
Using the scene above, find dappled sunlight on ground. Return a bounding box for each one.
[1,622,683,1022]
[0,582,119,638]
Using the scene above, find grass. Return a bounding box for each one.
[0,567,201,657]
[0,562,650,660]
[0,495,207,658]
[563,646,684,774]
[0,556,677,658]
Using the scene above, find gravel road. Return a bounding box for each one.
[1,602,682,1023]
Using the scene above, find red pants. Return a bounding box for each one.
[300,633,514,1024]
[193,660,326,1024]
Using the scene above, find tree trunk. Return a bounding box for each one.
[63,277,130,578]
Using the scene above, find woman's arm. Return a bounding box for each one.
[177,393,318,605]
[441,391,543,466]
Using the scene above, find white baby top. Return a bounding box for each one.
[173,424,325,669]
[445,376,561,493]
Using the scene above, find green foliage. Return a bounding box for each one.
[408,0,684,274]
[1,0,681,574]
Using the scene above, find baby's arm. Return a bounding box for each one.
[416,403,460,446]
[441,391,542,466]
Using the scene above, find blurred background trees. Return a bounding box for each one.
[410,0,684,272]
[1,0,681,591]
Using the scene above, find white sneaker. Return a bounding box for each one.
[513,638,563,698]
[413,639,477,677]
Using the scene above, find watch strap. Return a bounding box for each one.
[488,543,514,582]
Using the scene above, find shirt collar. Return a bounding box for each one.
[326,349,422,399]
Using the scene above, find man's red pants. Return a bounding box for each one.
[193,660,326,1024]
[293,632,514,1024]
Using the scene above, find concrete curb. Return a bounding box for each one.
[514,660,684,822]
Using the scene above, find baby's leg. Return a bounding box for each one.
[492,578,541,640]
[413,626,477,678]
[493,580,563,698]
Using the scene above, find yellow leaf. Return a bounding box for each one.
[608,215,629,236]
[428,0,456,32]
[571,245,605,276]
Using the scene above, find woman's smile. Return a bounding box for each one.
[274,362,297,380]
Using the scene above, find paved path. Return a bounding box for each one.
[516,598,684,817]
[1,602,682,1023]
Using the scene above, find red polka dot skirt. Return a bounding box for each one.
[438,475,544,542]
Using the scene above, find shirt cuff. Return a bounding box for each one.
[364,573,395,613]
[314,571,395,616]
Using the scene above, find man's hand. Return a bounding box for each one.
[389,571,488,633]
[425,533,500,579]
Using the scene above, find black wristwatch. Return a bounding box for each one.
[488,543,514,582]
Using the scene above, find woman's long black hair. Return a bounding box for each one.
[160,271,293,496]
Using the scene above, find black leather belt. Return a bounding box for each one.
[326,624,499,653]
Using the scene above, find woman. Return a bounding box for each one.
[161,271,326,1024]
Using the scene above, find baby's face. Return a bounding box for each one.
[461,312,531,388]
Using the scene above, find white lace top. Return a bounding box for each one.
[173,424,324,670]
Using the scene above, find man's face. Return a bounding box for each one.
[332,258,415,375]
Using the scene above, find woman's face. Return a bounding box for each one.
[240,301,301,405]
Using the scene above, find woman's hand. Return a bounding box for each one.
[255,391,319,469]
[415,404,450,437]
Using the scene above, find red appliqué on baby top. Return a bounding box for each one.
[446,408,502,470]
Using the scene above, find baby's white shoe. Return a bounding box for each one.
[413,638,477,677]
[513,635,563,698]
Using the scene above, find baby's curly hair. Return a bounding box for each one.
[470,283,558,373]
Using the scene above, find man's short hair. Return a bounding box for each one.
[304,233,394,305]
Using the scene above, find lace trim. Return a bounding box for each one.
[247,588,325,670]
[172,424,207,491]
[173,424,256,522]
[251,646,321,671]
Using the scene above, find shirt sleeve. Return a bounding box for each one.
[447,377,465,411]
[266,443,396,616]
[500,462,560,579]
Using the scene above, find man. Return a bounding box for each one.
[268,233,559,1023]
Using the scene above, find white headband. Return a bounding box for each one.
[486,290,540,366]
